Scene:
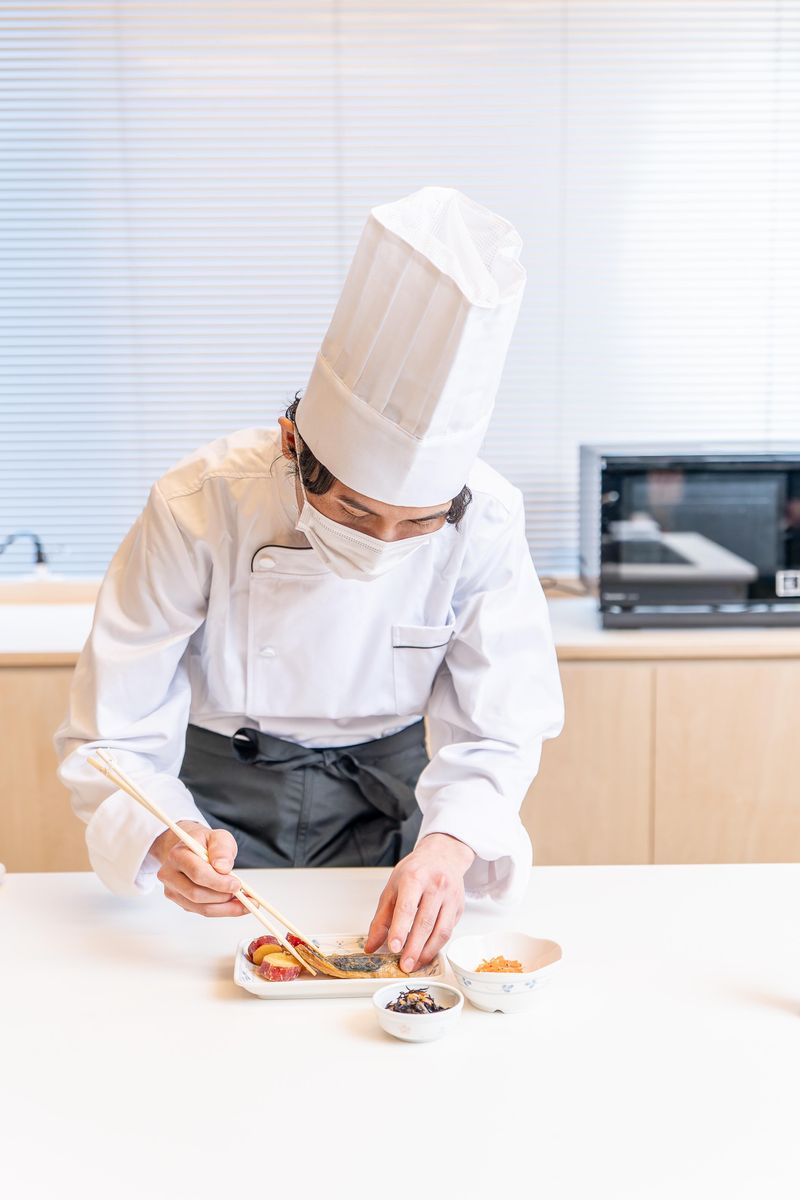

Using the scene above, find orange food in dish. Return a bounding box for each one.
[475,956,524,973]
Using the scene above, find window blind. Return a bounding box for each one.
[2,1,798,577]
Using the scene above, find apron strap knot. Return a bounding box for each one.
[323,752,414,823]
[231,727,318,771]
[231,726,420,823]
[231,727,260,763]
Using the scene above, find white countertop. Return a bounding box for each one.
[0,602,95,654]
[2,864,799,1198]
[5,596,800,661]
[546,596,800,659]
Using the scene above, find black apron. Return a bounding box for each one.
[178,719,427,869]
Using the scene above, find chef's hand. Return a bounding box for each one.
[150,821,247,917]
[364,833,475,972]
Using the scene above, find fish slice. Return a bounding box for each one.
[289,938,440,980]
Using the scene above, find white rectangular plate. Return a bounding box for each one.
[233,932,447,1000]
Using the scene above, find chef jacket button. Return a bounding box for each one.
[256,556,275,571]
[259,646,276,658]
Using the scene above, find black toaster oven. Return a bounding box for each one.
[579,444,800,628]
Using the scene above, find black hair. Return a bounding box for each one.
[283,392,473,527]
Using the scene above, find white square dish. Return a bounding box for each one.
[233,932,447,1000]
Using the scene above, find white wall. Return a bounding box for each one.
[2,1,798,576]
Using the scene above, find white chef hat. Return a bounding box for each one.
[294,185,527,506]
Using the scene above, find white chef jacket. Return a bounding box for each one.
[54,427,564,906]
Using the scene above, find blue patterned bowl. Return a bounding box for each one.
[446,931,562,1013]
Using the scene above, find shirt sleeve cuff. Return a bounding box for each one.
[85,781,210,899]
[416,786,533,908]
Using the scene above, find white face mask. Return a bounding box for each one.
[293,450,433,582]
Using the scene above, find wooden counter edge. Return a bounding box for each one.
[5,642,800,668]
[0,581,101,604]
[0,652,82,667]
[555,640,800,661]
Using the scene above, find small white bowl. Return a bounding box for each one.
[372,980,464,1042]
[446,931,562,1014]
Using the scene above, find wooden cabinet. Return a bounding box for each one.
[521,662,654,864]
[653,660,800,863]
[0,666,89,871]
[5,595,800,870]
[525,624,800,865]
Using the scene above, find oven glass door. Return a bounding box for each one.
[600,466,800,605]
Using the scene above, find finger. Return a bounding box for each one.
[397,890,443,974]
[207,828,238,874]
[169,841,239,894]
[163,886,248,918]
[386,873,425,959]
[157,866,242,908]
[364,881,397,953]
[416,897,462,967]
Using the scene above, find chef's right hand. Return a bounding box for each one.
[150,821,247,917]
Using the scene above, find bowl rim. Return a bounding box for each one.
[445,931,563,981]
[371,978,464,1016]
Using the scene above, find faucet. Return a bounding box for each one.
[0,531,49,576]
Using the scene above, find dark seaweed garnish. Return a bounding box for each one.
[385,987,446,1014]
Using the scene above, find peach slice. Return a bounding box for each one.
[247,936,280,965]
[257,952,302,982]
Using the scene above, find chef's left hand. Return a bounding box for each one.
[364,833,475,972]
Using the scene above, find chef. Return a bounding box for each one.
[54,185,564,974]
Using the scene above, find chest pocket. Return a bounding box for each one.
[392,622,456,716]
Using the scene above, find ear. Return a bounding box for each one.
[278,416,296,461]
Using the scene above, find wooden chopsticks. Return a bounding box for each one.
[87,747,316,975]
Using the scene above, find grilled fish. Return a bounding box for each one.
[288,935,440,980]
